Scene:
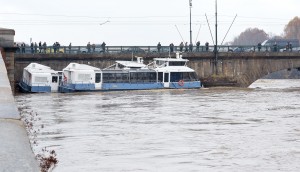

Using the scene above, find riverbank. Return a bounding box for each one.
[0,53,39,171]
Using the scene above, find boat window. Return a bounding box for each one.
[103,73,115,83]
[156,61,165,66]
[95,73,101,83]
[122,73,129,82]
[170,72,198,82]
[164,73,169,82]
[170,72,181,82]
[158,72,163,82]
[34,76,48,83]
[103,72,130,83]
[149,72,156,82]
[52,76,58,83]
[78,74,91,81]
[169,61,186,66]
[130,72,157,83]
[130,72,137,83]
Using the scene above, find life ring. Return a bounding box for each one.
[178,80,184,86]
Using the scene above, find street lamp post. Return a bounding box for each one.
[189,0,192,44]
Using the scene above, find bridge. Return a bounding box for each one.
[1,28,300,91]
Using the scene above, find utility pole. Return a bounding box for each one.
[215,0,218,74]
[189,0,192,44]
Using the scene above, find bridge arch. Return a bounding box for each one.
[219,53,300,87]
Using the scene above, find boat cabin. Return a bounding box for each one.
[19,63,61,93]
[59,63,101,92]
[151,52,200,88]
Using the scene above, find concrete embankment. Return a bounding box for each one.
[0,53,39,171]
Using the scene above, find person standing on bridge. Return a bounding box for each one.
[92,43,96,53]
[157,42,161,53]
[189,42,193,52]
[43,42,47,53]
[179,42,184,52]
[87,42,91,53]
[30,42,34,53]
[53,42,57,53]
[169,43,174,53]
[258,42,262,52]
[101,42,106,53]
[185,42,188,52]
[22,42,26,53]
[68,43,72,54]
[205,42,209,52]
[34,42,38,54]
[38,41,42,53]
[196,41,200,52]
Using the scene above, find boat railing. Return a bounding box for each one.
[103,63,117,70]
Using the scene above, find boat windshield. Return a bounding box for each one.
[170,72,198,82]
[169,61,186,66]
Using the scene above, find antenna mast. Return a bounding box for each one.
[189,0,192,44]
[215,0,218,51]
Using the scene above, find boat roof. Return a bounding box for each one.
[115,60,147,68]
[24,63,58,74]
[155,66,195,72]
[64,63,100,71]
[153,57,189,62]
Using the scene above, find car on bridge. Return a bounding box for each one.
[280,47,300,53]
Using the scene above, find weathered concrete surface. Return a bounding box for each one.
[0,120,40,172]
[0,52,39,171]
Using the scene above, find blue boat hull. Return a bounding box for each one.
[58,81,201,93]
[18,81,51,93]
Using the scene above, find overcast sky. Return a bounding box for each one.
[1,0,299,46]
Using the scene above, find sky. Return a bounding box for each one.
[1,0,299,46]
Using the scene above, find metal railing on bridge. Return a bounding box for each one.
[14,45,300,54]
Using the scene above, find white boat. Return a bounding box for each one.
[58,63,101,93]
[20,52,201,93]
[99,52,201,90]
[18,63,61,93]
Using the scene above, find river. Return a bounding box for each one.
[15,79,300,172]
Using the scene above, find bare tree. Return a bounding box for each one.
[231,28,269,45]
[284,16,300,40]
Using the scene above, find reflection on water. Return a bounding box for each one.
[15,80,300,172]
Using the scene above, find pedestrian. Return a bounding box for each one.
[34,42,38,53]
[196,41,200,52]
[69,43,72,54]
[205,42,209,52]
[38,41,42,53]
[289,42,293,51]
[56,42,61,53]
[101,42,106,53]
[92,43,96,53]
[22,42,26,53]
[43,42,47,53]
[169,43,174,53]
[87,42,91,53]
[189,42,193,52]
[257,42,262,52]
[157,42,161,53]
[53,42,57,53]
[185,42,188,52]
[179,42,184,52]
[30,42,34,53]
